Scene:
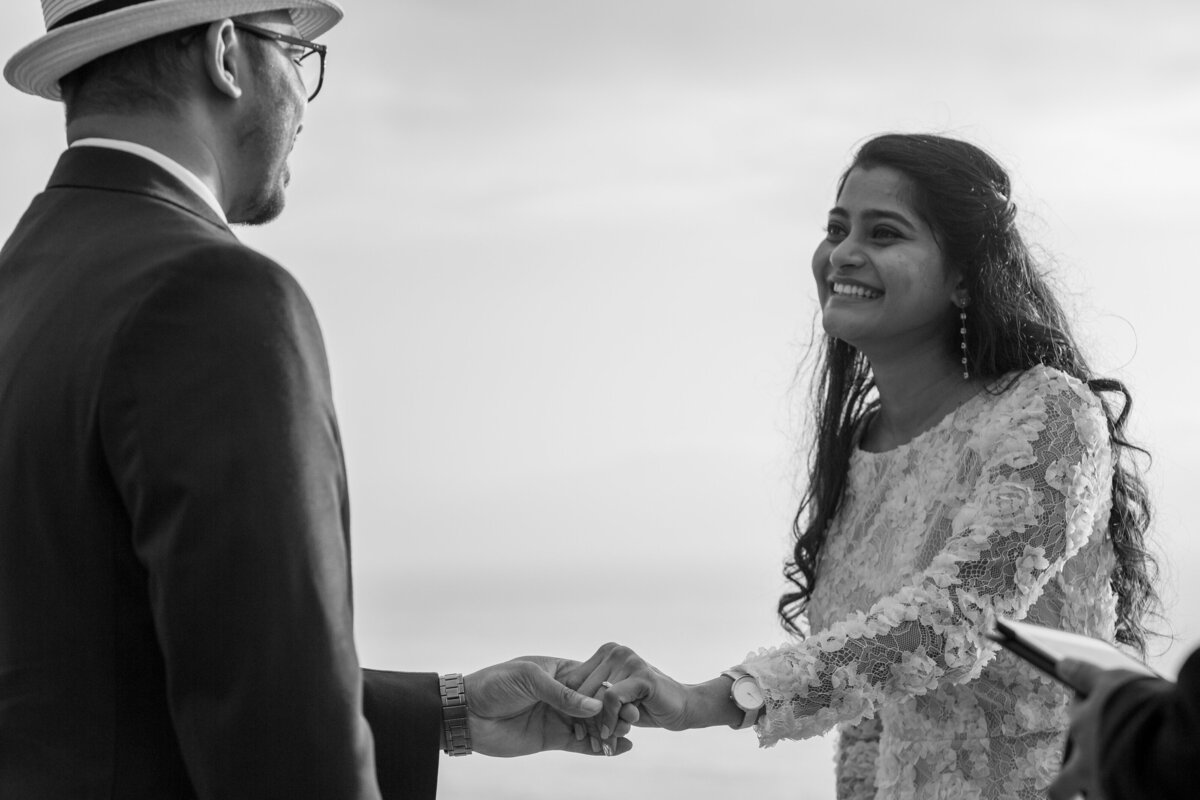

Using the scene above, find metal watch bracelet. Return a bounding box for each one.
[439,673,472,756]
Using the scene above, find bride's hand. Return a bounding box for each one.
[565,643,741,753]
[574,642,691,727]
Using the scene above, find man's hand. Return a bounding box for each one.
[466,656,633,757]
[1048,659,1157,800]
[562,643,742,755]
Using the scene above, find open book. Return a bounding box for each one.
[987,616,1157,695]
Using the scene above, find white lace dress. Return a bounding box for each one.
[740,365,1119,799]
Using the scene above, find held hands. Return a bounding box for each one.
[461,643,743,759]
[561,642,744,755]
[1048,659,1156,800]
[464,655,633,757]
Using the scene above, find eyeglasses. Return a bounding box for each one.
[233,22,327,102]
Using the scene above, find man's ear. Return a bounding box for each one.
[203,19,244,100]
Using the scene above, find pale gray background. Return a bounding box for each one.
[3,2,1198,798]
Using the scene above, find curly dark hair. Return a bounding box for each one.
[779,133,1159,654]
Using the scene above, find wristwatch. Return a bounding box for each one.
[720,667,764,730]
[439,673,473,756]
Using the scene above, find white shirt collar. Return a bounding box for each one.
[69,138,228,224]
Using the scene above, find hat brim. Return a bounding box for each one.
[5,0,344,101]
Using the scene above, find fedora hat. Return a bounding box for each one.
[5,0,344,101]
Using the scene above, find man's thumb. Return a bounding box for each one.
[530,670,602,718]
[1057,658,1094,693]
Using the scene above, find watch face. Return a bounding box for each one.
[732,676,764,708]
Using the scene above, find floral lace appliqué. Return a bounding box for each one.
[742,365,1120,799]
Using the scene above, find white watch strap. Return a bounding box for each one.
[720,668,762,730]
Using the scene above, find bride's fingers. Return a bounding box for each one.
[600,690,649,753]
[579,698,640,742]
[576,664,630,700]
[560,733,634,757]
[572,712,607,752]
[573,700,635,753]
[576,644,647,699]
[599,677,654,739]
[562,645,614,690]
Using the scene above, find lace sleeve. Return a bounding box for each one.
[744,371,1114,745]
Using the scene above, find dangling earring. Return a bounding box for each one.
[958,302,970,381]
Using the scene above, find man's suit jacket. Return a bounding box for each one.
[0,147,441,799]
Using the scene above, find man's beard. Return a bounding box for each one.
[231,99,295,226]
[237,166,288,226]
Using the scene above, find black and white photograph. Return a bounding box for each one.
[1,2,1197,798]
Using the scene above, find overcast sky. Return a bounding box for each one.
[2,2,1199,794]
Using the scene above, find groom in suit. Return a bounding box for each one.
[0,2,627,798]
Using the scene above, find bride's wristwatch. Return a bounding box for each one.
[720,667,765,730]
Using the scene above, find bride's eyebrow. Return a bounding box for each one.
[827,207,916,230]
[861,209,915,229]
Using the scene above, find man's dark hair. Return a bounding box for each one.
[59,24,209,122]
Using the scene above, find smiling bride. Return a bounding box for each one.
[572,133,1160,800]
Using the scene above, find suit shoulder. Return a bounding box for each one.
[111,239,325,366]
[167,238,302,287]
[152,240,315,317]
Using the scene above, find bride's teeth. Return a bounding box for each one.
[832,282,880,299]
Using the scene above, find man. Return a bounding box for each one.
[1048,652,1198,799]
[0,2,627,798]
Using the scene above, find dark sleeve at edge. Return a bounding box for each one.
[363,669,442,800]
[1099,648,1200,799]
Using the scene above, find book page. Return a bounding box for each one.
[995,617,1157,676]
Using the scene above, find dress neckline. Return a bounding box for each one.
[854,380,994,458]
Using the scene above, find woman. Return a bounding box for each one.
[576,133,1158,799]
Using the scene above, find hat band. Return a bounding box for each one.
[49,0,159,31]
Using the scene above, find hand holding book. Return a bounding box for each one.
[986,617,1156,697]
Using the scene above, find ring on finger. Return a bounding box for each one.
[601,681,614,689]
